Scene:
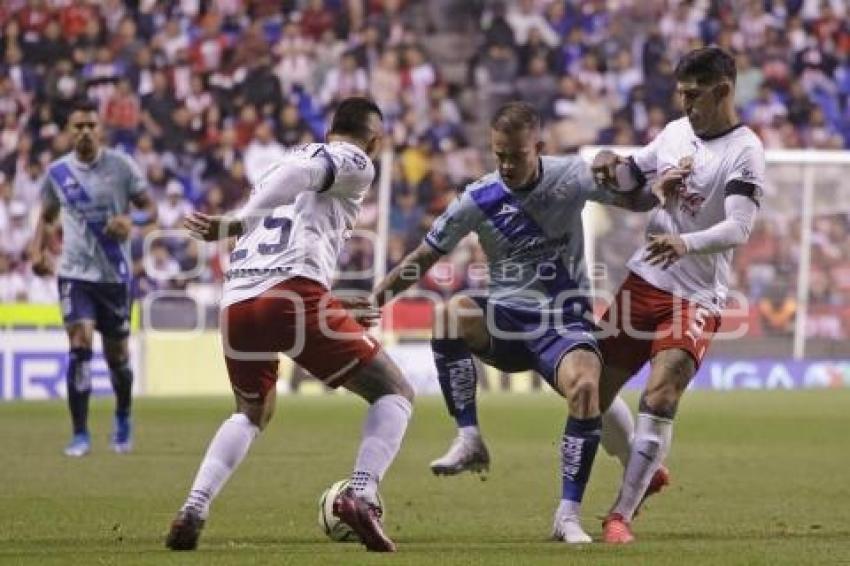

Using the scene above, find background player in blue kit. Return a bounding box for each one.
[30,99,157,457]
[370,102,656,543]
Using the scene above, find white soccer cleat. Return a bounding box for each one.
[64,433,91,458]
[552,514,593,544]
[429,434,490,476]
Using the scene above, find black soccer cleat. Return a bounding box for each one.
[165,508,205,551]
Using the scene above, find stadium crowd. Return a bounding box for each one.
[0,0,848,339]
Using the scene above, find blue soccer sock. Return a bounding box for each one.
[67,347,93,436]
[431,338,478,428]
[560,416,602,505]
[108,361,133,419]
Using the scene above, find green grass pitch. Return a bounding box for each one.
[1,391,849,565]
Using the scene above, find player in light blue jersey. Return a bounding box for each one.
[369,102,656,543]
[31,99,157,457]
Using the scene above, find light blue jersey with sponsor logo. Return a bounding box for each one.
[41,149,147,284]
[425,155,614,311]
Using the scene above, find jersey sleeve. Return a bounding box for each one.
[576,156,658,211]
[724,143,766,206]
[317,144,376,199]
[236,158,328,220]
[424,190,482,255]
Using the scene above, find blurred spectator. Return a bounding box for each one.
[474,44,518,118]
[758,281,797,337]
[0,252,26,302]
[104,78,141,150]
[516,56,558,116]
[320,51,368,108]
[158,180,194,231]
[276,104,313,147]
[481,1,515,48]
[244,120,286,183]
[506,0,558,47]
[141,71,177,146]
[390,188,425,249]
[0,200,32,260]
[371,51,403,118]
[744,84,788,127]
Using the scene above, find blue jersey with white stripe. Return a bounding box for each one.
[41,149,147,284]
[425,155,611,311]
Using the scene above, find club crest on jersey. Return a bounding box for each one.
[498,203,519,217]
[677,187,706,217]
[62,177,83,199]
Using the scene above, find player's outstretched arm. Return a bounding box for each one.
[371,242,442,308]
[681,194,758,254]
[236,159,329,221]
[588,150,658,212]
[184,211,244,241]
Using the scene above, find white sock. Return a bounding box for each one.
[183,413,259,518]
[602,396,635,468]
[458,425,481,440]
[351,394,412,503]
[611,412,672,521]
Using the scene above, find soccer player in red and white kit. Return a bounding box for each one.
[591,47,765,543]
[166,98,413,553]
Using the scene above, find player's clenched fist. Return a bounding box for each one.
[104,215,132,241]
[651,166,691,206]
[31,252,54,276]
[590,149,623,188]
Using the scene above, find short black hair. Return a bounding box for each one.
[490,101,541,133]
[329,97,383,140]
[674,46,736,85]
[69,98,99,114]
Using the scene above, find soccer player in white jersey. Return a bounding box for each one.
[591,47,766,543]
[31,98,157,457]
[166,98,414,553]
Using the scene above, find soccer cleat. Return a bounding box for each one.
[602,513,635,544]
[64,433,91,457]
[110,415,133,454]
[429,434,490,476]
[552,513,593,544]
[333,488,396,552]
[165,508,205,551]
[634,465,671,516]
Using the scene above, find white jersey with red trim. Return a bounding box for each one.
[222,141,375,308]
[627,117,766,311]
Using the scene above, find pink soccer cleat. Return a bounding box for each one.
[333,488,396,552]
[602,513,635,544]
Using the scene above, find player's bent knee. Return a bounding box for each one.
[639,388,680,419]
[568,377,598,403]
